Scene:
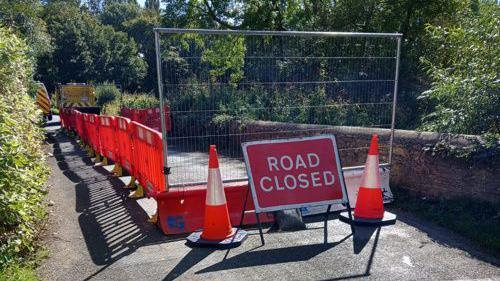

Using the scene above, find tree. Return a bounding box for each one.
[123,9,161,91]
[37,2,146,91]
[419,1,499,135]
[100,1,141,31]
[0,0,52,60]
[145,0,160,11]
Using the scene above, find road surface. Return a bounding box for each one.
[38,117,500,280]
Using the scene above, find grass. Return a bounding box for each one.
[0,247,48,281]
[0,264,38,281]
[390,187,500,254]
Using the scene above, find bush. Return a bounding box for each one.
[101,93,160,116]
[120,93,160,109]
[419,2,500,135]
[0,27,49,268]
[95,83,120,107]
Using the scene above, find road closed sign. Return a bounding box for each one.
[242,135,348,212]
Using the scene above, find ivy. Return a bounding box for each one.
[424,132,500,166]
[0,27,49,268]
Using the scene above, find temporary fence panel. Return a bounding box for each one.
[154,29,401,189]
[98,115,117,162]
[131,121,166,197]
[115,116,135,175]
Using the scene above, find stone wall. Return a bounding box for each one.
[224,120,499,203]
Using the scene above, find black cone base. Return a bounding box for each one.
[186,228,247,249]
[339,211,397,226]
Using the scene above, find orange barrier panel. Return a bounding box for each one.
[87,114,100,154]
[75,111,84,139]
[98,116,117,162]
[120,106,171,132]
[131,121,165,197]
[156,182,274,235]
[62,110,275,236]
[81,113,90,145]
[115,116,135,175]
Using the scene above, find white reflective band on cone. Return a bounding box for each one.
[359,155,380,189]
[206,168,227,206]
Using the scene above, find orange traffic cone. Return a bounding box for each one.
[186,145,247,248]
[339,135,396,226]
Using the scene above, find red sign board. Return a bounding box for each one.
[242,135,347,212]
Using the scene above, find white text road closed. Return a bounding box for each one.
[242,135,347,212]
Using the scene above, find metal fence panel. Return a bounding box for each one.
[154,29,401,188]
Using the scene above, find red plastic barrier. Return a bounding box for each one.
[115,116,135,175]
[59,108,66,129]
[131,121,165,197]
[81,113,89,145]
[69,109,77,132]
[75,111,84,139]
[156,182,274,235]
[98,116,117,162]
[87,114,100,153]
[119,106,171,132]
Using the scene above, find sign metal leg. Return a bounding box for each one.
[323,204,332,244]
[239,186,250,227]
[256,212,265,245]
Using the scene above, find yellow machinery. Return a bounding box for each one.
[57,83,96,108]
[35,82,52,120]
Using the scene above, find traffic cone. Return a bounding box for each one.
[339,135,396,226]
[186,145,247,248]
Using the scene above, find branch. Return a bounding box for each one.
[202,0,241,29]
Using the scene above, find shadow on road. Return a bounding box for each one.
[195,234,353,275]
[49,129,175,280]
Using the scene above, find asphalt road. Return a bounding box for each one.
[38,117,500,281]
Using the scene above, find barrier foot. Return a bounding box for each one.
[111,164,123,176]
[94,154,102,163]
[87,148,95,158]
[124,176,136,189]
[129,185,144,199]
[148,212,158,224]
[102,157,109,166]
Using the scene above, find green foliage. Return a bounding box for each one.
[160,0,470,131]
[95,83,120,107]
[0,264,38,281]
[100,2,141,32]
[202,36,245,84]
[424,132,500,166]
[37,2,147,91]
[102,93,160,115]
[120,93,160,109]
[0,27,48,268]
[0,0,52,60]
[419,2,499,135]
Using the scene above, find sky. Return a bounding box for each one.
[137,0,145,7]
